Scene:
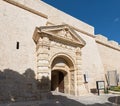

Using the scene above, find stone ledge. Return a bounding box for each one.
[3,0,48,19]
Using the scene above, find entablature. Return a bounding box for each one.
[33,24,86,48]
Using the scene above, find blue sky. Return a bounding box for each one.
[42,0,120,43]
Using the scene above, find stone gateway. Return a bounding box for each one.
[0,0,120,101]
[33,25,86,95]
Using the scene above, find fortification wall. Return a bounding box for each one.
[76,32,105,90]
[0,0,47,73]
[0,0,108,99]
[0,0,48,101]
[96,34,120,75]
[3,0,94,36]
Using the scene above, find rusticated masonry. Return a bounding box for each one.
[75,47,83,95]
[36,36,51,92]
[33,24,86,96]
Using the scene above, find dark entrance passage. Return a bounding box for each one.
[51,70,64,93]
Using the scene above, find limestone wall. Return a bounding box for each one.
[0,0,95,75]
[75,32,105,91]
[3,0,94,35]
[96,34,120,75]
[0,0,47,74]
[0,0,107,98]
[0,0,48,101]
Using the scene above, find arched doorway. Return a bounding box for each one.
[51,70,67,93]
[50,55,75,94]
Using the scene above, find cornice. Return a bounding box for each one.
[33,25,86,48]
[38,24,86,47]
[47,22,95,38]
[96,39,120,51]
[70,25,95,38]
[41,32,85,48]
[3,0,48,19]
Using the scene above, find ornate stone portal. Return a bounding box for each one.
[33,24,86,96]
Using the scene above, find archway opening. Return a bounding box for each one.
[51,55,74,94]
[51,70,67,93]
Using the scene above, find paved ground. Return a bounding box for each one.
[0,92,120,106]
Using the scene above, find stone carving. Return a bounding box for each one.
[70,71,74,88]
[50,40,75,50]
[33,24,85,96]
[32,25,86,48]
[58,29,66,37]
[57,29,73,40]
[76,47,81,56]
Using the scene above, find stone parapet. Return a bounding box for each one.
[96,34,120,51]
[96,34,108,42]
[3,0,94,36]
[109,40,119,46]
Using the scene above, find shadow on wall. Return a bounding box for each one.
[0,68,50,103]
[0,69,120,106]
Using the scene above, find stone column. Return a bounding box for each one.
[36,36,50,92]
[75,47,83,96]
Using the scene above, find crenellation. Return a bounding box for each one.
[109,40,119,46]
[96,34,108,42]
[96,34,120,50]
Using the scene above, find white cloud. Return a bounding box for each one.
[114,17,119,22]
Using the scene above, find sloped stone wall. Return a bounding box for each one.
[96,35,120,75]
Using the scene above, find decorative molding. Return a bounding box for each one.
[70,25,95,38]
[46,21,95,38]
[33,25,86,48]
[3,0,48,19]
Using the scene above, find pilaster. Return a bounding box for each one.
[75,47,83,96]
[36,36,50,91]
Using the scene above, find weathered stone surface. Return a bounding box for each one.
[0,0,120,101]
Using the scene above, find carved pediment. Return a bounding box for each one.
[33,24,86,47]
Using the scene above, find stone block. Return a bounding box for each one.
[96,34,108,42]
[109,40,119,46]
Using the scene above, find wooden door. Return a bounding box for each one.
[58,71,64,93]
